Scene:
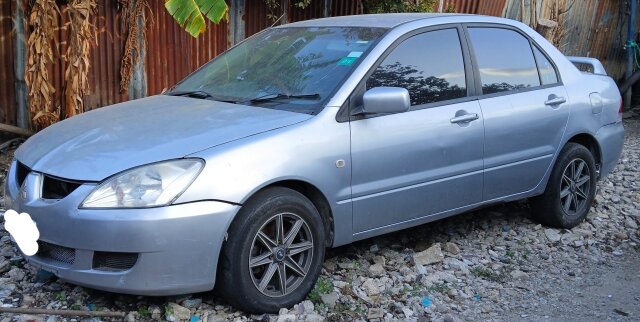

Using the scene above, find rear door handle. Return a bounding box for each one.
[450,113,479,124]
[545,96,566,106]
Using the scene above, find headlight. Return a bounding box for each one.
[81,159,204,208]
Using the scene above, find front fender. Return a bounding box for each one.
[174,107,354,247]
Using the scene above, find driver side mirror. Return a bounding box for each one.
[358,87,410,116]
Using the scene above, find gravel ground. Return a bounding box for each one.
[0,119,639,322]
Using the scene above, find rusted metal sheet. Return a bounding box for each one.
[290,0,325,22]
[561,0,630,81]
[439,0,479,14]
[0,0,16,126]
[146,0,228,96]
[1,0,637,127]
[330,0,363,16]
[43,1,128,113]
[244,0,362,38]
[434,0,505,15]
[476,0,507,16]
[85,1,128,110]
[244,0,272,37]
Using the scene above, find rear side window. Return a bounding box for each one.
[367,28,467,106]
[468,28,540,95]
[533,46,559,85]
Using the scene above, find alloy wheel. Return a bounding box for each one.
[559,158,591,215]
[249,213,314,297]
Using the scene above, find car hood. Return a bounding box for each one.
[16,95,312,181]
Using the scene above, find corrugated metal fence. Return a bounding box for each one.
[0,0,15,126]
[0,0,637,127]
[502,0,637,83]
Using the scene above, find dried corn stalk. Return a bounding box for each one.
[119,0,151,92]
[25,0,59,130]
[64,0,96,118]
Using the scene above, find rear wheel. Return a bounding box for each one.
[217,187,325,313]
[531,143,597,228]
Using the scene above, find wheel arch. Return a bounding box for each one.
[566,133,602,173]
[237,179,335,248]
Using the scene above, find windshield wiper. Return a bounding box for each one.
[166,90,238,103]
[249,93,321,103]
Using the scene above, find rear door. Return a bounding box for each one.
[465,26,569,201]
[350,26,485,234]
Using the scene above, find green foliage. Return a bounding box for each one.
[263,0,312,22]
[444,3,456,13]
[70,302,82,310]
[55,291,67,302]
[365,0,438,13]
[307,277,333,304]
[506,249,516,258]
[428,282,450,294]
[164,305,174,318]
[471,266,509,282]
[138,306,151,318]
[164,0,228,37]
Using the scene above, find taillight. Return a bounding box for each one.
[619,99,624,115]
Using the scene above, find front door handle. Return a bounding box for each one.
[450,113,479,124]
[545,96,566,106]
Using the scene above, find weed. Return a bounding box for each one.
[307,277,333,304]
[55,291,67,302]
[138,306,150,318]
[164,305,174,318]
[429,282,450,294]
[471,267,508,282]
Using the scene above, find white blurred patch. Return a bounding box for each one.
[3,209,39,256]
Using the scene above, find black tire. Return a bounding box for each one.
[216,187,325,313]
[531,143,597,228]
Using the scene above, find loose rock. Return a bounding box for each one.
[414,243,445,266]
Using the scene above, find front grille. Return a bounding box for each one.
[92,252,138,272]
[15,162,29,187]
[42,175,82,200]
[37,241,75,265]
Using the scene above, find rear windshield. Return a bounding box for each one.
[171,27,387,114]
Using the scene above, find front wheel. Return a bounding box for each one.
[217,187,325,313]
[531,143,597,228]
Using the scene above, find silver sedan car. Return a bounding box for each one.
[3,14,624,313]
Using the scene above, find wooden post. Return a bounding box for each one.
[129,1,146,100]
[536,18,558,41]
[281,0,288,25]
[530,0,537,29]
[13,0,29,129]
[229,0,245,46]
[0,122,32,137]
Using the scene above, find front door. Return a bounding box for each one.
[349,27,485,234]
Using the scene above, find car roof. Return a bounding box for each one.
[282,13,472,29]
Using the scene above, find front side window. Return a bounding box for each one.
[172,27,387,114]
[367,28,467,106]
[468,27,540,95]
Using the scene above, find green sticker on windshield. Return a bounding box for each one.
[338,56,358,66]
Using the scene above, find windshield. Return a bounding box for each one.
[171,27,387,114]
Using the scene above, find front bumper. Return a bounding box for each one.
[4,161,239,295]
